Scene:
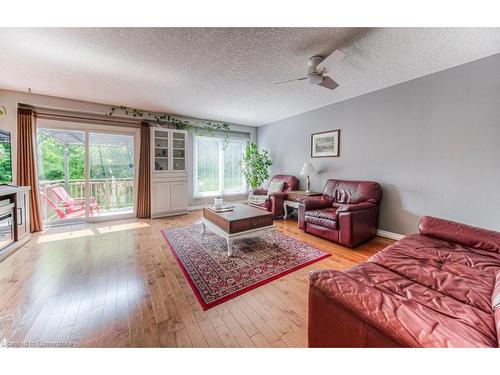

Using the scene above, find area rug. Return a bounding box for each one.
[161,224,330,310]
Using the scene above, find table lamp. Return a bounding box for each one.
[300,162,316,193]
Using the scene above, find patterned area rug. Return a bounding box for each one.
[161,224,330,310]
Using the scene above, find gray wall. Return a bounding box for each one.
[258,53,500,235]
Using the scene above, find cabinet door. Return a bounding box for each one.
[152,182,171,214]
[170,181,188,211]
[152,129,170,173]
[16,190,29,239]
[171,131,186,171]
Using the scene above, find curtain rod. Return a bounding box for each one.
[17,103,143,127]
[34,111,142,127]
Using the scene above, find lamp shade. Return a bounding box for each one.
[300,162,316,176]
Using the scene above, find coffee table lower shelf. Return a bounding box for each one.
[201,218,275,257]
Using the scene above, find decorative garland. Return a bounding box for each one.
[108,106,230,138]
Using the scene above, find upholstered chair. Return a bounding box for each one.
[298,179,382,247]
[249,175,299,218]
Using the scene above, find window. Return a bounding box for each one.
[194,135,248,197]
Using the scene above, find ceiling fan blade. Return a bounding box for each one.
[319,76,339,90]
[318,49,346,72]
[273,76,308,85]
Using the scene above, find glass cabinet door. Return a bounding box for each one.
[154,129,169,171]
[172,131,186,171]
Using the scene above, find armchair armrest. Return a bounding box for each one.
[302,196,333,211]
[269,192,288,199]
[338,205,380,247]
[269,192,288,218]
[252,188,268,196]
[308,269,412,347]
[334,202,376,214]
[298,196,333,230]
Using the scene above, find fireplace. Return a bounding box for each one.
[0,203,15,251]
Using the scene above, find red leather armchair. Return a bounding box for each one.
[249,175,299,218]
[298,179,382,247]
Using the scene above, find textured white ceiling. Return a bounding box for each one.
[1,28,500,126]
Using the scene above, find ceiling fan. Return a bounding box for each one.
[274,50,346,91]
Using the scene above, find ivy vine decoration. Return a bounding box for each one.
[108,106,231,141]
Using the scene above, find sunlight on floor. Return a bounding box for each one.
[96,221,150,234]
[36,228,95,244]
[35,220,151,243]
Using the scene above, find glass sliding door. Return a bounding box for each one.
[37,129,87,223]
[37,126,136,224]
[89,132,135,218]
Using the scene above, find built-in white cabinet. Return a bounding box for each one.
[170,181,188,211]
[150,128,188,218]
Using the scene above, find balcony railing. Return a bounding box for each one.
[39,178,134,222]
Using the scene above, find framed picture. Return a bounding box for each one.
[311,129,340,158]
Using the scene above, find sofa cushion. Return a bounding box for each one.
[305,208,338,229]
[305,216,337,230]
[369,234,500,313]
[306,208,338,220]
[354,233,500,347]
[419,216,500,253]
[268,180,284,195]
[313,263,497,347]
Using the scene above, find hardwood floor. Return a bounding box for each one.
[0,211,393,347]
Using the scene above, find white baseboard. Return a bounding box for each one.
[376,229,405,241]
[188,205,205,212]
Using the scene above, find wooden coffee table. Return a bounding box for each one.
[201,203,274,256]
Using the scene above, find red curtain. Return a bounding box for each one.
[17,108,42,232]
[136,122,151,218]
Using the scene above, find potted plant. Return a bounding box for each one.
[239,143,273,195]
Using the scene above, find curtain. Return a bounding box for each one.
[136,122,151,218]
[17,108,42,232]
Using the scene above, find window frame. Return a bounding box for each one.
[36,119,140,225]
[193,135,248,198]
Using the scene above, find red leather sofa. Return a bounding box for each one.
[298,179,382,248]
[308,216,500,348]
[249,174,299,218]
